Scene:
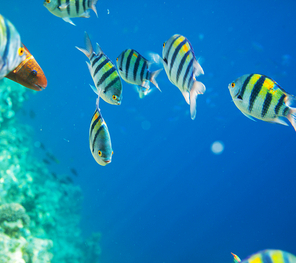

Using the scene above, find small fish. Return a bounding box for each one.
[70,168,78,176]
[6,44,47,91]
[228,74,296,131]
[0,15,26,79]
[231,250,296,263]
[76,32,122,105]
[162,34,206,120]
[116,49,162,93]
[89,88,113,166]
[43,0,98,26]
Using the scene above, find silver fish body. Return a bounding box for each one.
[44,0,98,25]
[228,73,296,131]
[162,34,205,120]
[116,49,162,92]
[0,15,25,80]
[76,32,123,105]
[89,97,113,166]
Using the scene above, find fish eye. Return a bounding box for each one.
[112,95,117,100]
[18,47,25,56]
[31,70,37,77]
[231,82,235,88]
[98,150,102,157]
[163,42,165,48]
[112,151,114,155]
[46,0,51,3]
[116,58,118,61]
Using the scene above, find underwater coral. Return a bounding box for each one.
[0,79,101,262]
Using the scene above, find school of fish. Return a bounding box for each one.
[0,0,296,260]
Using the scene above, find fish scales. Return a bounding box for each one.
[162,34,205,120]
[116,48,162,95]
[228,74,296,131]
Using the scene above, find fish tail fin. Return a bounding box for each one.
[287,107,296,132]
[91,0,99,17]
[231,252,242,263]
[189,80,206,120]
[75,32,93,58]
[149,68,163,92]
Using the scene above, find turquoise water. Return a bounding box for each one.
[1,1,296,262]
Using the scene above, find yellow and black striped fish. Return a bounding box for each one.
[162,34,206,120]
[44,0,98,26]
[228,74,296,131]
[76,32,122,105]
[0,15,25,79]
[116,49,162,93]
[231,250,296,263]
[89,94,113,166]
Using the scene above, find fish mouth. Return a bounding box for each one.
[104,160,111,164]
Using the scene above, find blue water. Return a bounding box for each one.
[1,1,296,262]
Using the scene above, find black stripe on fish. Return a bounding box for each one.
[92,125,104,153]
[248,75,265,112]
[261,92,272,117]
[58,0,61,10]
[140,61,146,82]
[90,110,102,135]
[75,0,79,14]
[283,106,290,116]
[119,53,124,72]
[240,74,253,99]
[126,50,133,79]
[182,58,193,89]
[66,0,70,15]
[93,59,109,77]
[262,251,273,263]
[176,50,190,83]
[90,53,95,60]
[275,94,286,115]
[133,53,141,81]
[104,77,120,94]
[97,67,116,87]
[164,35,181,62]
[169,39,187,76]
[91,53,103,67]
[88,0,92,8]
[83,0,87,11]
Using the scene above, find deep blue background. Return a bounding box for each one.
[1,1,296,263]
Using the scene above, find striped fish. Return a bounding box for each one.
[228,74,296,131]
[89,92,113,166]
[116,49,162,93]
[43,0,98,26]
[76,32,122,105]
[162,34,206,120]
[0,15,25,80]
[231,250,296,263]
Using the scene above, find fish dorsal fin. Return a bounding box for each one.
[96,43,103,56]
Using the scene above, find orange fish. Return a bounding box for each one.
[6,44,47,91]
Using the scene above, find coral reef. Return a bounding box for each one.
[0,79,101,262]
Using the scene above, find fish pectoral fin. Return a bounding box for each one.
[59,3,69,10]
[182,91,190,105]
[267,117,289,126]
[189,80,206,120]
[241,112,257,122]
[62,17,76,26]
[79,10,90,18]
[193,59,204,77]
